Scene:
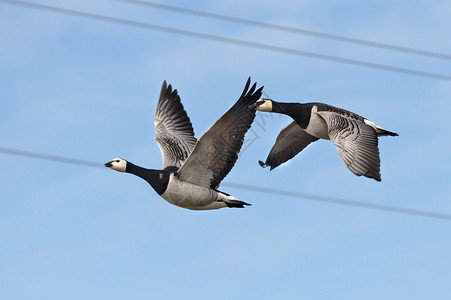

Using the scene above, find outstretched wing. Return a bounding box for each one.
[154,81,197,168]
[317,111,381,181]
[259,121,318,170]
[177,78,264,188]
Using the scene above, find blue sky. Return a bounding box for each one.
[1,0,451,299]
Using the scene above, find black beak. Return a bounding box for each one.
[248,102,258,109]
[104,161,113,167]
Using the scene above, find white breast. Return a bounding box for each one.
[160,174,219,210]
[305,105,330,140]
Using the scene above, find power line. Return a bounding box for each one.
[0,147,102,168]
[1,146,450,222]
[116,0,451,61]
[2,0,451,82]
[223,183,451,221]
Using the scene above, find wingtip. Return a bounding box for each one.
[161,80,167,92]
[363,171,382,182]
[161,80,172,93]
[238,77,264,105]
[239,77,252,99]
[245,77,251,90]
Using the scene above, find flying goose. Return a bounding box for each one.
[252,99,398,181]
[105,78,263,210]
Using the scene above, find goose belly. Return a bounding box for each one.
[160,175,223,210]
[305,112,329,140]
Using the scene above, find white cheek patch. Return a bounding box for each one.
[111,158,127,172]
[264,101,273,112]
[258,100,272,112]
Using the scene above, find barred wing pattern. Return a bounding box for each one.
[317,111,381,181]
[314,102,366,122]
[154,81,197,168]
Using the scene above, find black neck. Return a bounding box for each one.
[126,162,169,195]
[271,101,310,129]
[271,101,294,114]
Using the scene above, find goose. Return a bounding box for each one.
[252,99,398,181]
[105,78,263,210]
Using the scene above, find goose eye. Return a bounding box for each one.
[116,160,120,163]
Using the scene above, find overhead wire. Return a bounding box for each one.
[2,0,451,81]
[0,147,103,168]
[223,183,451,221]
[1,146,451,222]
[115,0,451,61]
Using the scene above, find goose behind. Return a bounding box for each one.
[253,98,398,181]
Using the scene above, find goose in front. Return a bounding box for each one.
[105,78,263,210]
[252,99,398,181]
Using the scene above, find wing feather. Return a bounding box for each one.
[317,111,382,181]
[260,121,318,170]
[177,78,263,188]
[154,81,197,168]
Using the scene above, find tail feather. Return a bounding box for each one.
[364,119,398,137]
[225,200,251,208]
[376,128,398,137]
[218,192,251,208]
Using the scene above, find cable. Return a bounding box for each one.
[116,0,451,61]
[0,147,103,168]
[2,0,451,81]
[1,146,450,222]
[223,183,451,221]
